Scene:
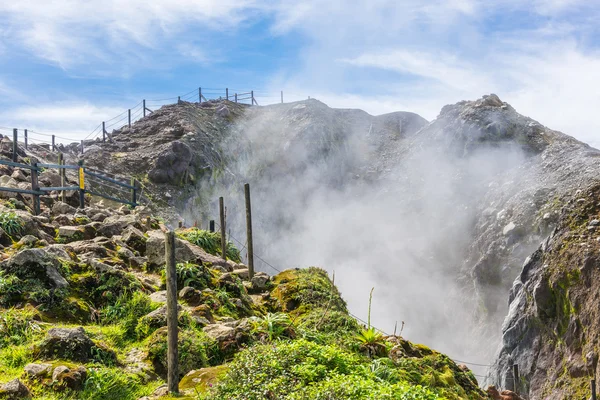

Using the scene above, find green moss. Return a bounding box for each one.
[74,216,91,225]
[270,268,347,320]
[179,365,228,394]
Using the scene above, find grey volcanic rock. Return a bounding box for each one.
[0,248,68,289]
[35,327,116,364]
[148,141,192,184]
[0,378,30,399]
[489,187,600,398]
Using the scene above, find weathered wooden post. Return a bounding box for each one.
[24,129,28,150]
[219,197,226,260]
[281,91,283,103]
[245,183,254,279]
[80,140,84,155]
[512,364,519,394]
[30,162,40,215]
[209,220,215,232]
[164,230,179,394]
[51,135,56,152]
[178,96,181,104]
[12,129,17,162]
[143,100,146,117]
[78,161,85,209]
[251,90,255,105]
[226,88,229,101]
[592,379,597,400]
[130,178,137,207]
[199,87,202,103]
[128,109,131,128]
[58,153,66,203]
[102,122,106,142]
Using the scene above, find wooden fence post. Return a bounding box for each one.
[281,91,283,103]
[128,109,131,128]
[209,220,215,232]
[199,87,202,103]
[24,129,28,150]
[165,230,179,394]
[52,135,56,151]
[512,364,519,394]
[143,100,146,117]
[226,88,229,101]
[102,122,106,142]
[12,129,17,162]
[30,162,40,215]
[58,153,66,203]
[130,178,137,207]
[245,183,254,279]
[219,197,226,260]
[178,96,181,104]
[235,93,237,103]
[592,379,597,400]
[80,140,84,155]
[251,91,255,105]
[78,162,85,209]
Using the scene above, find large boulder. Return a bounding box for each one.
[23,363,53,379]
[0,248,68,289]
[51,202,77,216]
[0,378,30,399]
[147,141,192,184]
[34,327,116,364]
[52,365,87,390]
[122,226,147,254]
[97,214,142,238]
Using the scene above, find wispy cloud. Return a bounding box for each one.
[0,103,126,142]
[0,0,263,69]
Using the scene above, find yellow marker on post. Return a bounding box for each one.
[79,167,85,189]
[78,165,85,208]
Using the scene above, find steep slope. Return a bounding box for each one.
[488,184,600,399]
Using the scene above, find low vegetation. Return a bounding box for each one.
[0,205,485,400]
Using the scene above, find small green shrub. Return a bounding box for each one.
[174,262,213,289]
[79,367,158,400]
[0,308,41,347]
[250,312,293,341]
[0,211,24,238]
[355,327,387,357]
[101,292,159,339]
[147,327,216,378]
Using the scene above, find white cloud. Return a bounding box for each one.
[0,0,262,69]
[0,103,127,143]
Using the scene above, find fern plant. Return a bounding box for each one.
[250,312,293,341]
[0,211,24,238]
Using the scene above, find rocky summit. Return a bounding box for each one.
[1,93,599,399]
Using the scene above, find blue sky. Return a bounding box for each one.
[1,0,600,146]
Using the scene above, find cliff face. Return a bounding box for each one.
[488,185,600,399]
[75,94,600,397]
